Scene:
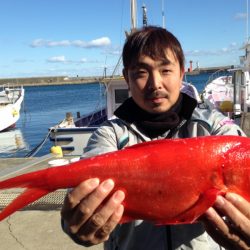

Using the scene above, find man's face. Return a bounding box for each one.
[124,49,184,114]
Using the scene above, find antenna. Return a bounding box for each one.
[142,4,148,27]
[162,0,166,28]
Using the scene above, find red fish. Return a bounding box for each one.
[0,135,250,224]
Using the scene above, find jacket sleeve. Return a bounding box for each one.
[205,109,245,136]
[82,120,120,158]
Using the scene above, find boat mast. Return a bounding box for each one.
[245,0,250,70]
[131,0,137,32]
[247,0,249,42]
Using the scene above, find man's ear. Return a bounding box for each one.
[123,69,130,90]
[179,68,185,89]
[180,67,185,79]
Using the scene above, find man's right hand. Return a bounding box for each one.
[61,178,125,246]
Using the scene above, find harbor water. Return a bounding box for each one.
[0,73,212,158]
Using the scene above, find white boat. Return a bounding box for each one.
[202,43,250,118]
[0,84,25,132]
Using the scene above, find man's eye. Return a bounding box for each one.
[162,69,171,74]
[134,70,148,77]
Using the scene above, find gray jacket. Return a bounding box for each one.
[82,109,244,250]
[63,84,245,250]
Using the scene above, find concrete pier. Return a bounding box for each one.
[0,156,103,250]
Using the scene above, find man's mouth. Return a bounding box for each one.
[150,97,164,103]
[145,90,168,103]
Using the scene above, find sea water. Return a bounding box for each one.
[0,73,212,158]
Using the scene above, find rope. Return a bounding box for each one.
[25,129,52,158]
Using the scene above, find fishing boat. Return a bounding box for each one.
[0,84,25,132]
[49,0,166,156]
[202,0,250,120]
[49,77,129,155]
[202,42,250,119]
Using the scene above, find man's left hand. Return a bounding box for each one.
[201,192,250,250]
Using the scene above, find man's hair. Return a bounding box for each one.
[122,26,185,71]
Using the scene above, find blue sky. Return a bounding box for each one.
[0,0,248,78]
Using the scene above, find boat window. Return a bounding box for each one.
[115,89,129,104]
[241,72,244,85]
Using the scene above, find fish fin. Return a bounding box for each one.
[156,189,223,225]
[0,188,52,221]
[174,189,223,224]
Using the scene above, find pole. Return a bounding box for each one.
[247,0,249,42]
[131,0,137,31]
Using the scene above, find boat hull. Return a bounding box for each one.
[0,87,25,132]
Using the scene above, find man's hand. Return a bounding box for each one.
[61,178,125,246]
[201,193,250,250]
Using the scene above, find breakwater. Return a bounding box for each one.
[186,65,234,75]
[0,64,233,86]
[0,75,110,87]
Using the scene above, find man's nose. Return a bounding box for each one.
[148,72,162,90]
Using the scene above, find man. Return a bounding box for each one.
[61,26,250,249]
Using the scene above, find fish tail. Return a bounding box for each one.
[0,188,51,221]
[0,169,47,190]
[0,170,52,221]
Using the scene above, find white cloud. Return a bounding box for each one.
[47,40,71,47]
[80,58,87,63]
[30,39,45,47]
[47,56,93,64]
[230,42,237,47]
[30,37,111,48]
[87,37,111,47]
[234,13,247,20]
[47,56,66,63]
[185,43,239,57]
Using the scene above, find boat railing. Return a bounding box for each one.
[1,82,23,90]
[204,69,232,87]
[0,83,23,104]
[201,70,232,98]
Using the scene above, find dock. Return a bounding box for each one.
[0,155,103,250]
